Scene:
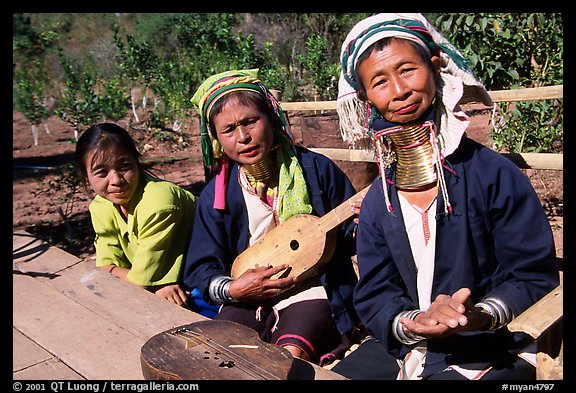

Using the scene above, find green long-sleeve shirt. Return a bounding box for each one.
[90,174,196,286]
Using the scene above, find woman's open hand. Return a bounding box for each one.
[154,283,190,307]
[228,264,297,303]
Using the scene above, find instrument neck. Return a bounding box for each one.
[317,185,370,233]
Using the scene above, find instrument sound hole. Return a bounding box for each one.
[219,360,235,368]
[290,240,299,251]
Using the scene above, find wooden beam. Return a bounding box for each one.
[279,85,563,112]
[281,100,337,111]
[501,152,563,170]
[507,285,563,339]
[310,148,563,171]
[489,85,564,102]
[309,148,374,163]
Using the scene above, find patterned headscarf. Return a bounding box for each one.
[191,69,312,221]
[337,13,493,215]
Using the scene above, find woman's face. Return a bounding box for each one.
[85,147,140,208]
[212,96,275,165]
[357,39,440,124]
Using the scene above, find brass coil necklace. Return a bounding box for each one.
[241,152,279,204]
[242,153,276,184]
[375,121,436,190]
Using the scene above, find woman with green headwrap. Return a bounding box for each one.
[182,70,360,365]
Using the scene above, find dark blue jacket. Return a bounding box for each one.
[183,146,360,335]
[354,136,559,374]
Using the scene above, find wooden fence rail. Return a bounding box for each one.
[279,85,563,111]
[308,148,563,171]
[280,85,563,171]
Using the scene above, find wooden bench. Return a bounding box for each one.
[12,230,345,380]
[13,229,205,380]
[508,284,563,380]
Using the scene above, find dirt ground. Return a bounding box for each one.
[12,111,207,260]
[12,110,563,265]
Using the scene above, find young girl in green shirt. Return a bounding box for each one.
[75,122,197,306]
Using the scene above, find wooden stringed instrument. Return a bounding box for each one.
[230,184,370,281]
[141,320,294,380]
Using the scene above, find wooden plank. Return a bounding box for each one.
[13,273,145,380]
[37,259,205,340]
[13,358,85,380]
[489,85,563,102]
[13,230,46,252]
[281,100,337,111]
[13,327,53,372]
[13,230,203,341]
[279,86,563,112]
[11,232,348,380]
[13,230,81,275]
[507,285,563,339]
[310,148,374,163]
[310,148,563,171]
[501,153,563,170]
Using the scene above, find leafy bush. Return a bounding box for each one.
[299,35,340,100]
[13,13,563,153]
[434,13,563,153]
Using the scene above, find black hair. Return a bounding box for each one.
[75,122,147,192]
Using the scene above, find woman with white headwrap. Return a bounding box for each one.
[331,13,559,380]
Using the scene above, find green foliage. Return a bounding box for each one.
[146,61,196,129]
[56,47,129,136]
[494,100,563,153]
[434,13,563,153]
[231,32,260,70]
[13,13,62,66]
[112,23,157,86]
[258,42,290,92]
[435,13,562,90]
[141,13,239,83]
[99,78,130,121]
[12,13,563,153]
[13,14,58,129]
[299,34,340,100]
[56,50,101,136]
[13,68,49,126]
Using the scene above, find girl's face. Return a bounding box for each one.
[357,38,440,124]
[211,96,275,166]
[84,147,140,208]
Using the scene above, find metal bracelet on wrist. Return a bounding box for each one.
[475,301,498,330]
[475,296,513,331]
[208,275,237,304]
[392,309,426,345]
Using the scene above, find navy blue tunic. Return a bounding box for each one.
[183,146,360,335]
[354,136,559,374]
